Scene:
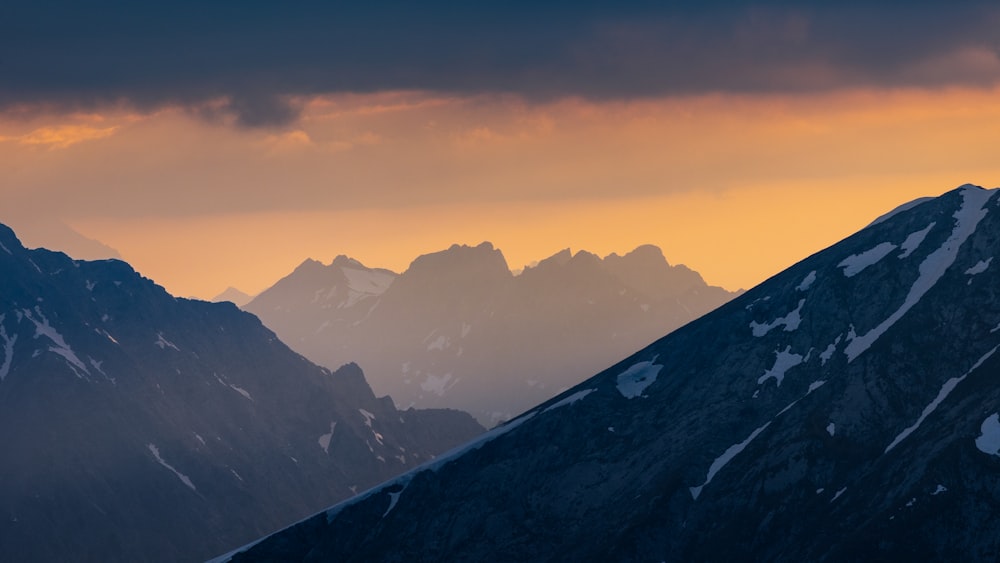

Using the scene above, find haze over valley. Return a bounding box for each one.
[244,242,737,425]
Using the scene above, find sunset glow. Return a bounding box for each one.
[3,3,1000,298]
[1,87,995,297]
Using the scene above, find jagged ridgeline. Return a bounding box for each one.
[0,226,483,563]
[246,243,737,425]
[223,184,1000,562]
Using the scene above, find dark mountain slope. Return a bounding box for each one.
[0,225,482,562]
[226,184,1000,562]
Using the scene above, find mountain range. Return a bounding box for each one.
[223,184,1000,561]
[245,243,737,425]
[0,224,483,562]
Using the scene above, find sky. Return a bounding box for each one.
[3,1,1000,298]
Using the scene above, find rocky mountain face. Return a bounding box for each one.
[0,225,483,563]
[246,243,736,425]
[226,184,1000,562]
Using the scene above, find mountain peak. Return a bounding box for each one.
[291,258,325,274]
[956,182,986,190]
[567,249,602,269]
[616,244,667,265]
[869,184,995,228]
[212,286,253,307]
[405,242,510,278]
[330,255,366,269]
[0,222,23,255]
[602,243,709,296]
[440,241,497,255]
[534,248,573,269]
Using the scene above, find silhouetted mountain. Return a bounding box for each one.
[246,242,737,424]
[212,286,254,307]
[226,184,1000,562]
[0,225,483,562]
[2,218,121,260]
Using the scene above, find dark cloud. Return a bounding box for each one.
[3,1,999,127]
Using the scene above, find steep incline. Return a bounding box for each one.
[0,226,482,562]
[228,184,1000,562]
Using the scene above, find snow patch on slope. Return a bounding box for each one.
[24,308,89,378]
[899,223,935,259]
[975,413,1000,456]
[318,422,337,454]
[342,266,394,295]
[819,335,841,366]
[846,187,995,362]
[213,373,253,401]
[544,388,596,412]
[360,409,384,445]
[965,257,992,283]
[838,242,897,277]
[690,381,825,500]
[382,488,404,517]
[147,443,197,492]
[154,332,180,351]
[339,267,394,308]
[886,344,999,453]
[750,299,805,337]
[830,487,847,502]
[689,421,772,500]
[757,345,804,387]
[616,359,663,398]
[796,271,816,291]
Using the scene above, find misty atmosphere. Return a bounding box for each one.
[244,242,736,425]
[4,2,1000,562]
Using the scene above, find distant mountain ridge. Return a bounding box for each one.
[0,224,483,562]
[246,242,738,424]
[225,184,1000,562]
[212,286,255,307]
[1,218,122,260]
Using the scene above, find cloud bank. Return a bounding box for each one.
[4,1,999,126]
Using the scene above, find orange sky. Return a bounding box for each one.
[3,87,1000,298]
